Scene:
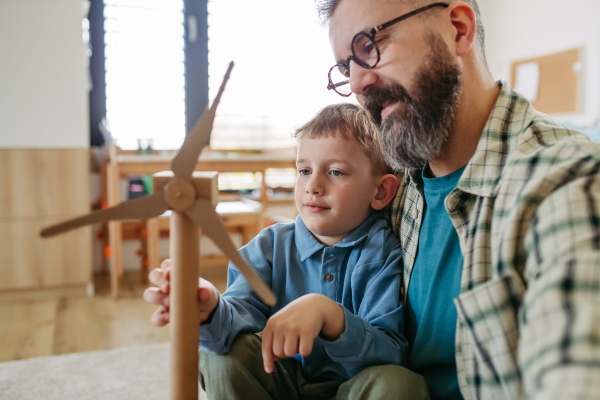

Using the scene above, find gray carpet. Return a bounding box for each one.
[0,343,208,399]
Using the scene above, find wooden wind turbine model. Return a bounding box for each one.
[40,62,277,400]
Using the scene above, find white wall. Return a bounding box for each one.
[478,0,600,126]
[0,0,89,148]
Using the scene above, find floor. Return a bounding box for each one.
[0,268,228,363]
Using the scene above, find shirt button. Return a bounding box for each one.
[413,207,419,219]
[325,274,334,281]
[321,253,324,258]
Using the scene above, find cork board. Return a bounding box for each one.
[511,48,581,114]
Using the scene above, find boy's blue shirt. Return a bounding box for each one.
[199,211,408,381]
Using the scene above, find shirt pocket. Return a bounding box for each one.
[454,270,525,400]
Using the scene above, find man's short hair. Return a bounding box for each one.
[316,0,486,56]
[293,103,391,175]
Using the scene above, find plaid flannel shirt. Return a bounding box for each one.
[384,81,600,400]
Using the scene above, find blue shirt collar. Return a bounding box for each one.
[295,211,379,261]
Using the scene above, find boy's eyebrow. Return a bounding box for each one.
[296,158,351,165]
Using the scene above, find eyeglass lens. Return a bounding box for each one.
[329,66,352,96]
[352,33,379,68]
[328,33,379,96]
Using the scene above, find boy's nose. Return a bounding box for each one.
[305,176,324,195]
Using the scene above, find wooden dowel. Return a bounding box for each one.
[170,211,200,400]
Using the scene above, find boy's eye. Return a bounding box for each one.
[298,169,311,176]
[329,170,344,177]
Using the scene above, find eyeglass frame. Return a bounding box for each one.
[327,2,450,97]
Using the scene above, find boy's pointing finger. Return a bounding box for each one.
[261,331,275,374]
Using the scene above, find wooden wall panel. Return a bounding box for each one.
[0,149,92,295]
[0,219,92,290]
[0,150,90,219]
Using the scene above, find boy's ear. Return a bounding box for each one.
[371,174,399,210]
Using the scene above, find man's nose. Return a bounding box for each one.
[349,60,377,99]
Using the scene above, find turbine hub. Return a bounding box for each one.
[164,178,196,211]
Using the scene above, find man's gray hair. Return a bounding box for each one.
[316,0,486,53]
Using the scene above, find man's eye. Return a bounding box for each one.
[299,169,310,176]
[363,41,375,55]
[329,170,344,177]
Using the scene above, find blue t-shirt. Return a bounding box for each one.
[406,165,466,400]
[200,211,408,381]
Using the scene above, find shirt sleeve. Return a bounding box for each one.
[519,166,600,399]
[199,228,274,354]
[318,228,408,377]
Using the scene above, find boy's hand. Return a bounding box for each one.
[261,294,345,373]
[143,259,219,326]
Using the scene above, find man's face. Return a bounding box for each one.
[295,135,378,246]
[329,0,463,170]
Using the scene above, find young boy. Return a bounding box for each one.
[145,104,430,399]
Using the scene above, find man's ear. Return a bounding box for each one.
[446,2,477,57]
[371,174,399,210]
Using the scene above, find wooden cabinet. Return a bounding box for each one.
[0,149,92,299]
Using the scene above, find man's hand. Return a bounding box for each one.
[142,259,220,326]
[261,293,345,373]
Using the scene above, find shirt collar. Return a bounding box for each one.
[295,211,378,261]
[455,80,536,198]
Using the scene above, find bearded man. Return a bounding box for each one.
[323,0,600,399]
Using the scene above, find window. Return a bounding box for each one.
[207,0,358,150]
[104,0,186,150]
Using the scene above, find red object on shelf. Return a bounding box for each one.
[143,258,151,267]
[104,245,112,258]
[136,248,143,256]
[141,229,149,237]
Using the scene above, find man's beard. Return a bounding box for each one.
[363,33,462,170]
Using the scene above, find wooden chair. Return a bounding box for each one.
[142,199,262,277]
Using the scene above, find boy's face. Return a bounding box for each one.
[295,135,380,246]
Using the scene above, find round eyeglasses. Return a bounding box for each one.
[327,2,449,97]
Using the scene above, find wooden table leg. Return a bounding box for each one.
[108,220,121,299]
[100,161,109,273]
[140,221,149,283]
[147,217,161,273]
[107,144,122,299]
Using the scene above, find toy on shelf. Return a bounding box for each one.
[40,62,276,400]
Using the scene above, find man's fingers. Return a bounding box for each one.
[150,305,170,326]
[261,331,275,374]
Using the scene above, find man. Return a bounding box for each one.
[321,0,600,399]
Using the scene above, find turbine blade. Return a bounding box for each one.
[171,61,234,180]
[40,193,169,238]
[185,199,277,306]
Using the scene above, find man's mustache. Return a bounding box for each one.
[363,84,414,125]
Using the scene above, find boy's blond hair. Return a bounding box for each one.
[293,103,391,175]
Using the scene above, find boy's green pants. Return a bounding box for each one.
[199,333,430,400]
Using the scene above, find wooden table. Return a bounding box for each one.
[104,146,296,298]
